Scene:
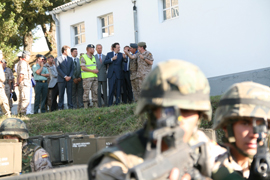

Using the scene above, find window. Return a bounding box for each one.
[163,0,179,20]
[74,23,85,45]
[101,14,114,38]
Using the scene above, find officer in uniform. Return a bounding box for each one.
[129,43,139,102]
[0,118,52,173]
[43,56,52,112]
[0,51,11,116]
[2,59,15,110]
[212,81,270,180]
[80,44,99,108]
[125,42,154,95]
[88,60,223,180]
[17,51,32,116]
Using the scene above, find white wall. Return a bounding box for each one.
[57,0,270,78]
[137,0,270,77]
[58,0,135,56]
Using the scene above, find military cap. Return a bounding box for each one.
[87,44,95,48]
[1,59,7,63]
[138,42,146,47]
[22,50,30,56]
[130,43,138,48]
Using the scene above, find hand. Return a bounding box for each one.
[77,78,82,82]
[112,55,117,61]
[73,78,78,84]
[139,54,144,60]
[169,168,180,180]
[92,69,99,74]
[123,54,126,59]
[124,50,129,55]
[65,76,71,82]
[40,62,44,67]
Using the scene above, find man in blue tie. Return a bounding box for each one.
[55,45,74,110]
[104,43,127,106]
[122,46,133,104]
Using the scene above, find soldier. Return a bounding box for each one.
[129,43,139,102]
[0,51,11,117]
[125,42,154,95]
[88,60,223,180]
[80,44,98,108]
[212,82,270,180]
[17,51,32,116]
[0,118,52,173]
[2,59,14,110]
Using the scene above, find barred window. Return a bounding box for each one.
[163,0,179,20]
[101,13,114,38]
[74,23,86,45]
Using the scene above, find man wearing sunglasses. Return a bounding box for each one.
[32,54,49,114]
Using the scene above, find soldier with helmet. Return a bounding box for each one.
[0,118,52,173]
[212,82,270,180]
[88,60,223,179]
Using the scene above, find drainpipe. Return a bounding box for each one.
[51,13,61,57]
[132,1,138,43]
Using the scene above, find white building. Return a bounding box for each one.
[50,0,270,96]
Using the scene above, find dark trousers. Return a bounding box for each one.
[108,72,121,106]
[58,81,73,109]
[50,83,59,111]
[34,82,48,114]
[98,81,108,107]
[122,71,133,103]
[72,80,84,109]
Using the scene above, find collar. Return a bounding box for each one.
[62,55,67,59]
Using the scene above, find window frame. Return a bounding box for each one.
[73,22,86,45]
[100,13,114,38]
[163,0,179,21]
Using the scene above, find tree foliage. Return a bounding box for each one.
[0,0,71,67]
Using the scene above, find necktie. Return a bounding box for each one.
[99,54,102,63]
[65,57,67,66]
[74,59,77,75]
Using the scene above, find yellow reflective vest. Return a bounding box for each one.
[81,54,98,79]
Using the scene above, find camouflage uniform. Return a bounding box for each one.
[44,63,52,111]
[4,67,14,109]
[134,50,154,94]
[212,82,270,180]
[129,52,139,102]
[80,54,98,108]
[0,64,11,116]
[17,60,32,115]
[0,118,52,173]
[88,60,223,179]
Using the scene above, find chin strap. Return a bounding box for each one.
[226,124,254,159]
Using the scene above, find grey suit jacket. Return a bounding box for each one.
[95,54,107,82]
[55,55,74,83]
[48,65,58,88]
[72,57,82,79]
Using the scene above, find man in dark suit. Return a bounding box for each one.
[122,46,133,104]
[55,45,74,110]
[71,48,83,109]
[104,43,127,106]
[95,44,107,107]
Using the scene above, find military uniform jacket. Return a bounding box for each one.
[22,141,52,174]
[4,67,14,86]
[130,52,138,80]
[212,148,251,180]
[134,50,154,78]
[0,64,5,88]
[17,60,32,87]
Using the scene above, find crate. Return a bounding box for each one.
[96,136,118,152]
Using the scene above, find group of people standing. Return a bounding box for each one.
[0,41,154,115]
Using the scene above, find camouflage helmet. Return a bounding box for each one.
[0,118,29,139]
[136,59,212,121]
[213,81,270,129]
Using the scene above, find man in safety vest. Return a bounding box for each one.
[80,44,99,108]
